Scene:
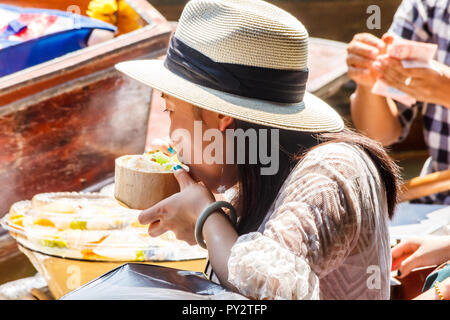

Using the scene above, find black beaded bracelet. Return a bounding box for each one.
[194,201,237,249]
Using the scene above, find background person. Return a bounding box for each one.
[348,0,450,204]
[392,236,450,299]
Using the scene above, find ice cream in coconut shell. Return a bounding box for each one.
[114,150,188,210]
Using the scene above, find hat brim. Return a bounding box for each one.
[115,60,344,133]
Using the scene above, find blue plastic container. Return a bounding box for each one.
[0,4,116,77]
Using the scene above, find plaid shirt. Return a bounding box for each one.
[388,0,450,204]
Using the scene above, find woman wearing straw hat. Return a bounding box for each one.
[116,0,400,300]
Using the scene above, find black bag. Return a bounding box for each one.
[60,263,247,300]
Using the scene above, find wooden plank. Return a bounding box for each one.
[399,170,450,202]
[0,24,172,105]
[0,0,92,13]
[0,232,36,286]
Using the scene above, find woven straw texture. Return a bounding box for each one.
[175,0,309,70]
[115,0,344,133]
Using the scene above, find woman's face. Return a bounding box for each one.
[163,93,238,193]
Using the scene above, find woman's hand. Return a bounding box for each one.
[346,33,386,88]
[414,277,450,300]
[138,168,215,245]
[392,236,450,278]
[374,56,450,107]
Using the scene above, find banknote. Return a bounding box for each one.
[387,39,438,61]
[372,79,417,106]
[371,38,438,106]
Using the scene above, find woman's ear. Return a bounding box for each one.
[218,115,234,132]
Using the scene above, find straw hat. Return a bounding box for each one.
[115,0,344,132]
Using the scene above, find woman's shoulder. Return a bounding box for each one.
[301,141,373,170]
[274,141,384,207]
[292,141,382,188]
[307,141,363,156]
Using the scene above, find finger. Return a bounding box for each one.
[391,239,420,271]
[382,33,394,46]
[398,252,421,278]
[347,66,377,86]
[148,138,175,155]
[379,57,405,74]
[378,59,410,85]
[353,33,385,50]
[138,199,170,225]
[378,56,435,79]
[173,168,196,190]
[347,41,380,59]
[347,66,371,78]
[379,57,416,81]
[380,34,394,55]
[147,220,169,238]
[346,54,375,68]
[392,239,420,259]
[392,254,410,272]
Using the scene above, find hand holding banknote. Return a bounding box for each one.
[346,33,387,88]
[371,35,450,107]
[373,51,450,107]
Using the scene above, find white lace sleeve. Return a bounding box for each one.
[228,230,320,300]
[227,143,384,300]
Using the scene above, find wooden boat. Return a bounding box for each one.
[0,0,172,219]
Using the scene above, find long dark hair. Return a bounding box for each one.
[233,119,401,235]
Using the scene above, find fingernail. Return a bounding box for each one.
[168,147,175,154]
[397,270,402,277]
[173,165,181,171]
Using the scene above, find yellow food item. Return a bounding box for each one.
[40,238,67,248]
[5,191,207,263]
[131,220,147,228]
[69,220,87,230]
[81,248,109,260]
[87,0,117,25]
[89,235,108,245]
[87,0,142,35]
[136,250,145,262]
[34,218,55,228]
[117,0,142,34]
[9,215,24,228]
